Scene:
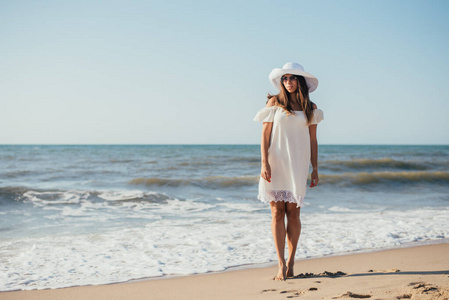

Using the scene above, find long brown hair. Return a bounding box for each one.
[267,75,315,125]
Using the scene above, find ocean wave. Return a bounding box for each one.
[97,191,170,202]
[0,186,29,199]
[176,156,260,166]
[321,158,429,171]
[178,161,214,166]
[0,155,14,160]
[328,206,361,213]
[109,159,136,163]
[201,154,259,162]
[129,176,259,188]
[129,171,449,189]
[229,156,260,163]
[1,170,35,178]
[23,190,88,206]
[321,171,449,186]
[0,186,172,205]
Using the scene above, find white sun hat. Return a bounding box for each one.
[269,62,319,93]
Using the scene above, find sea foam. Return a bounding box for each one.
[1,203,447,291]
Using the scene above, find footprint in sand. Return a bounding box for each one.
[336,291,372,298]
[293,271,347,279]
[321,271,347,277]
[408,282,441,294]
[405,281,449,299]
[293,272,315,278]
[398,285,449,300]
[280,289,299,294]
[367,268,400,273]
[279,287,319,298]
[279,289,302,298]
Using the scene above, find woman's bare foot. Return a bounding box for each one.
[286,264,294,278]
[273,265,287,281]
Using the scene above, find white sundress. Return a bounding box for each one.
[254,106,324,207]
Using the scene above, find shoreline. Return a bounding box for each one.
[2,242,448,300]
[125,238,449,284]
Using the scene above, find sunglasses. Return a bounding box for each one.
[281,75,297,82]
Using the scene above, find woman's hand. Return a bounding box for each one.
[310,170,319,187]
[261,163,271,183]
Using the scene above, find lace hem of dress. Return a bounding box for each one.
[257,190,304,208]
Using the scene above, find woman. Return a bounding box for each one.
[254,62,323,280]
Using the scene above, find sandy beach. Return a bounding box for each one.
[2,243,448,300]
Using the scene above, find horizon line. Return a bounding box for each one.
[1,143,448,146]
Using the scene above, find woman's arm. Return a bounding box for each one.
[260,97,276,182]
[261,122,273,182]
[309,124,319,187]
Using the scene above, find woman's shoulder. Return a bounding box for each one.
[266,96,277,108]
[254,100,279,122]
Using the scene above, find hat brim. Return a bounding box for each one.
[269,68,319,92]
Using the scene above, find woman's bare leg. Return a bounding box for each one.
[285,202,301,277]
[270,201,287,280]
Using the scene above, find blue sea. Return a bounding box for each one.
[1,144,448,291]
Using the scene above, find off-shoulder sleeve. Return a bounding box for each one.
[253,106,278,122]
[310,109,324,125]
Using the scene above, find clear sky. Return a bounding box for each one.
[1,0,448,145]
